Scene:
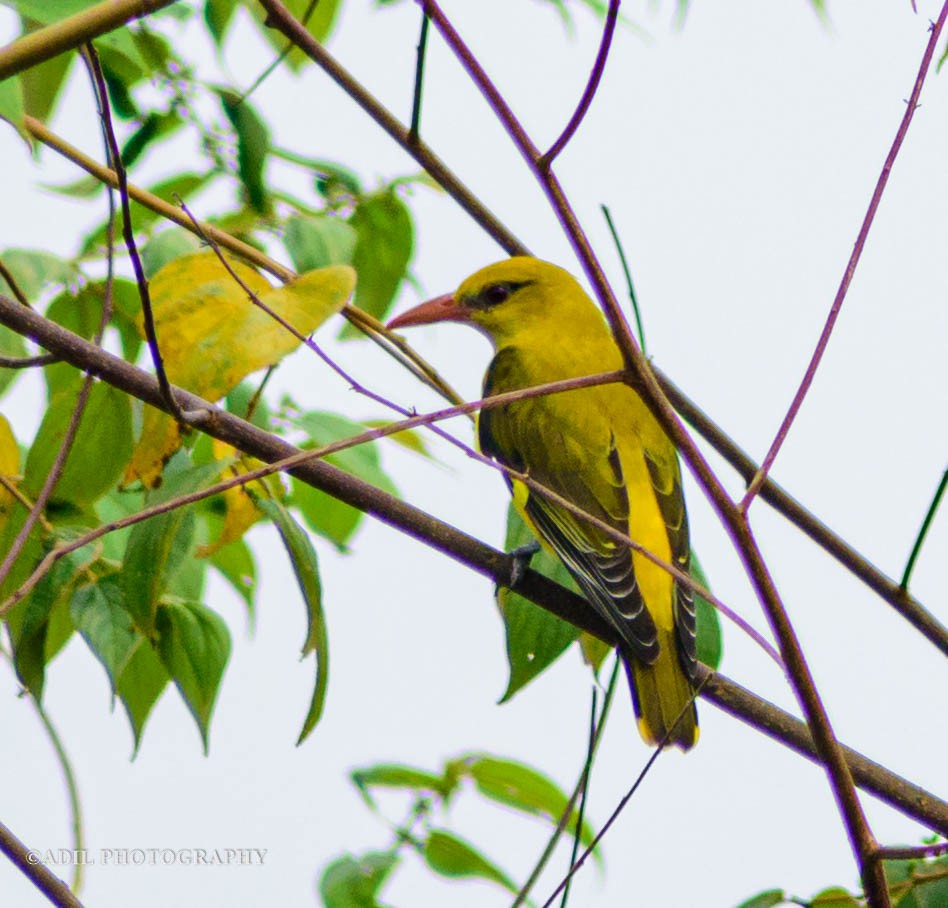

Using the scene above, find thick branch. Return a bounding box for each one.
[0,296,945,838]
[0,0,177,81]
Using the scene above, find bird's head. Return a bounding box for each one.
[387,256,596,347]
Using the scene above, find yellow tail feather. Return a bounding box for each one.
[624,628,698,751]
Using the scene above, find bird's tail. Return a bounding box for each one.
[623,627,699,751]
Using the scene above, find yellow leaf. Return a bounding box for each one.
[0,414,21,526]
[579,632,611,671]
[125,252,355,486]
[196,439,284,557]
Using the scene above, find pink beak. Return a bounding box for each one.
[387,293,470,330]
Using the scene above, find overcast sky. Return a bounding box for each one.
[1,1,946,906]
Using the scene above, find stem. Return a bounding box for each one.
[900,467,947,590]
[740,6,948,511]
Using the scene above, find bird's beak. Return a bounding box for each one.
[387,293,470,330]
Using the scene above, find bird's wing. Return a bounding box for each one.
[642,446,698,681]
[480,350,659,663]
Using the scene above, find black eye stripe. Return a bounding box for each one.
[469,280,532,310]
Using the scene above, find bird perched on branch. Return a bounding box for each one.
[388,257,698,750]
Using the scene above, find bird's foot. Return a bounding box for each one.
[507,540,541,589]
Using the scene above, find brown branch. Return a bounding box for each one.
[0,819,86,908]
[1,296,945,840]
[874,842,948,861]
[0,258,30,306]
[740,5,948,510]
[86,45,190,424]
[539,0,620,167]
[0,353,57,368]
[0,0,177,81]
[256,0,527,257]
[697,664,948,837]
[657,369,948,658]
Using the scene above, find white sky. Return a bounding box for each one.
[1,1,947,907]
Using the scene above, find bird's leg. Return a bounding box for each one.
[507,540,541,589]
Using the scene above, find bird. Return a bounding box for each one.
[387,256,698,750]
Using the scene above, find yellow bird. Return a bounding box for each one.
[388,257,698,750]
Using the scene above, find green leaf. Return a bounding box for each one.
[257,497,328,744]
[422,829,518,896]
[155,599,231,752]
[7,549,84,699]
[342,189,413,337]
[283,214,357,272]
[244,0,342,72]
[23,380,132,508]
[121,110,184,168]
[691,550,722,669]
[319,851,399,908]
[71,576,141,692]
[809,887,861,907]
[362,419,433,458]
[218,90,270,213]
[0,248,76,302]
[115,638,169,754]
[0,74,25,135]
[205,0,238,46]
[140,228,203,278]
[289,409,398,550]
[734,890,786,908]
[208,536,257,622]
[0,324,28,396]
[121,461,224,635]
[20,25,75,122]
[226,381,274,431]
[497,503,580,701]
[885,854,948,908]
[457,753,597,853]
[350,763,456,809]
[82,173,211,254]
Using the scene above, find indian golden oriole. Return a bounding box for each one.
[388,256,698,750]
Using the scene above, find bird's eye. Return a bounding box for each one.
[482,284,511,307]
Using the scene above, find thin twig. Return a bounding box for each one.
[0,353,57,368]
[409,8,430,141]
[0,258,30,306]
[86,45,194,425]
[540,0,620,166]
[541,676,710,908]
[513,658,620,908]
[740,6,948,511]
[559,682,599,908]
[875,842,948,861]
[657,368,948,658]
[30,699,85,893]
[601,204,646,354]
[900,467,947,590]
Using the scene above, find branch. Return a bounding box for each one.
[0,296,945,839]
[0,0,177,81]
[740,5,948,509]
[656,367,948,659]
[0,819,86,908]
[540,0,620,166]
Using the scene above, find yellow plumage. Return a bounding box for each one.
[389,256,698,750]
